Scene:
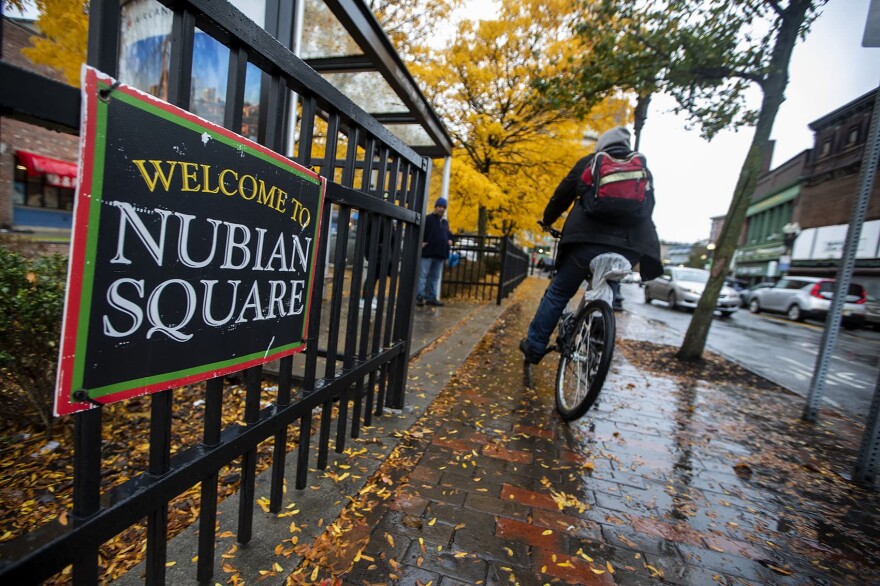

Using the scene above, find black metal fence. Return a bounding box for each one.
[0,0,431,583]
[443,234,529,304]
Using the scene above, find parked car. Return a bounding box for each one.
[864,296,880,330]
[739,281,775,307]
[643,267,740,317]
[747,276,866,329]
[725,278,749,295]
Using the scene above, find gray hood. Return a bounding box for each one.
[595,126,632,152]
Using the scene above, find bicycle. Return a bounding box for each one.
[533,222,632,421]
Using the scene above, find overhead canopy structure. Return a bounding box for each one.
[297,0,453,159]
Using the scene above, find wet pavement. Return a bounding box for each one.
[134,277,880,585]
[329,277,880,585]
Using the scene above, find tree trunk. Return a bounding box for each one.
[676,0,812,362]
[478,205,488,236]
[634,91,653,151]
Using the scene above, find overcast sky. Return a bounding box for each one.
[641,0,880,243]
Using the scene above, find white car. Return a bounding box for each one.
[644,267,740,317]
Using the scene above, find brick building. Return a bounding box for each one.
[1,16,79,243]
[790,88,880,295]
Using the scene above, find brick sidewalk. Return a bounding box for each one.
[301,277,879,586]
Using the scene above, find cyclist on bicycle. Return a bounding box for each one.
[519,126,663,365]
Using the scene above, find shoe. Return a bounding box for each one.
[416,296,425,307]
[612,302,624,312]
[519,338,544,365]
[426,299,444,307]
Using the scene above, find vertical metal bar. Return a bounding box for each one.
[225,46,248,132]
[366,215,393,425]
[314,114,341,470]
[264,74,286,149]
[377,218,405,414]
[237,366,262,544]
[389,162,431,409]
[803,86,880,421]
[257,70,289,514]
[333,127,362,452]
[305,200,331,388]
[197,377,224,584]
[167,9,195,110]
[317,399,333,470]
[349,137,378,438]
[75,0,120,586]
[853,370,880,485]
[71,2,119,583]
[296,95,316,166]
[325,206,350,379]
[496,237,508,305]
[270,354,293,513]
[296,412,312,489]
[145,390,173,586]
[338,208,367,450]
[72,407,102,586]
[86,0,120,76]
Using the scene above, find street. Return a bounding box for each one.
[616,282,880,421]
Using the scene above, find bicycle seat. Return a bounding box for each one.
[583,253,632,306]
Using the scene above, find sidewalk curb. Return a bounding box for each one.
[618,310,850,413]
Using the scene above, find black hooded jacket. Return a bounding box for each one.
[542,133,663,281]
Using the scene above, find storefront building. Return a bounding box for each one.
[735,151,808,284]
[1,16,79,245]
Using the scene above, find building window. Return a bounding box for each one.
[14,155,75,211]
[820,138,832,157]
[846,127,858,146]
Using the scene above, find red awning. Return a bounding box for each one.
[16,150,78,188]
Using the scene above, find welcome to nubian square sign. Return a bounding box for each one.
[54,67,326,416]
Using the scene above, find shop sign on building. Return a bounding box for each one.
[54,67,326,416]
[792,220,880,261]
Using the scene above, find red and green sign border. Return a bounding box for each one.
[54,66,326,416]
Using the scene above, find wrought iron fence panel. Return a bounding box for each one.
[443,234,529,305]
[0,0,430,583]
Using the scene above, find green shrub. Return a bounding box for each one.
[0,241,68,435]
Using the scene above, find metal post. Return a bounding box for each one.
[853,370,880,485]
[803,85,880,421]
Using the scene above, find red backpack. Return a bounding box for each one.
[579,151,653,225]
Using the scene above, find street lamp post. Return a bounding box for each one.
[780,222,801,278]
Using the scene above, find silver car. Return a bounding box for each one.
[747,276,866,329]
[643,267,740,317]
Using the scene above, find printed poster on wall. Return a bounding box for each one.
[54,66,326,416]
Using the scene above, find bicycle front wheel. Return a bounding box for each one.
[555,300,615,421]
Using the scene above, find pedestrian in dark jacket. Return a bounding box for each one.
[417,197,453,306]
[520,126,662,364]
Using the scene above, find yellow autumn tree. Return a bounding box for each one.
[7,0,88,86]
[414,0,631,239]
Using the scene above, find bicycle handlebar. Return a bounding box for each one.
[538,221,562,239]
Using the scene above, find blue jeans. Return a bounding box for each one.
[418,256,445,301]
[525,243,639,354]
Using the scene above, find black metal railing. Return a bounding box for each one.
[0,0,431,583]
[443,234,529,304]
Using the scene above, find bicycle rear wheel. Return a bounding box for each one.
[555,300,615,421]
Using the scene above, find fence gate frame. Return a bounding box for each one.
[0,0,453,583]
